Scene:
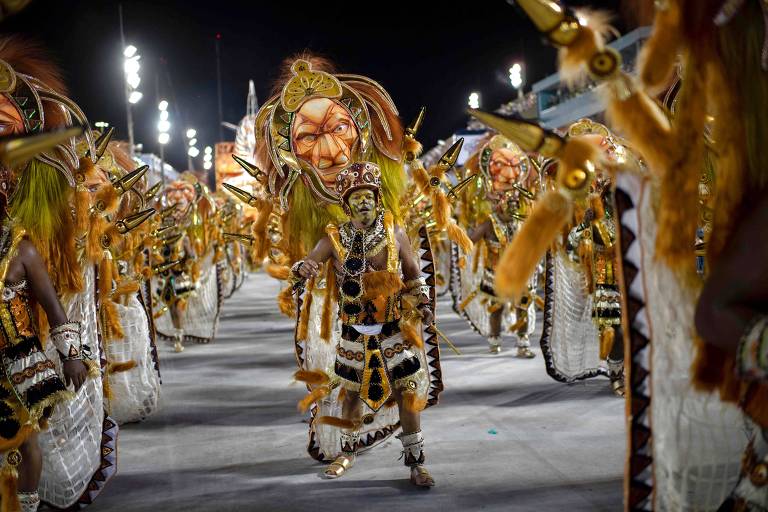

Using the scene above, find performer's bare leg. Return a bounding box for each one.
[17,432,42,511]
[170,304,184,353]
[395,389,434,488]
[324,390,361,479]
[488,308,502,354]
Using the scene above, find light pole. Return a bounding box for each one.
[158,100,170,184]
[509,62,525,100]
[468,91,480,109]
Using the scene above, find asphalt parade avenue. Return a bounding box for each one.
[96,273,624,511]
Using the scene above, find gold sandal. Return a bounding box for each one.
[410,465,435,488]
[324,455,354,479]
[611,377,626,398]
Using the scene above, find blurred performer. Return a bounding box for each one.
[458,135,537,356]
[477,0,768,507]
[292,163,435,487]
[154,178,198,353]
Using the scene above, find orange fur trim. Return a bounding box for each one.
[400,319,423,350]
[93,182,120,217]
[277,285,295,318]
[403,138,423,161]
[401,389,427,413]
[0,464,19,512]
[265,263,290,281]
[559,18,602,84]
[361,270,404,302]
[298,385,330,412]
[296,278,315,341]
[108,360,137,373]
[605,89,674,174]
[315,416,360,430]
[337,387,346,402]
[495,191,572,300]
[320,263,336,342]
[637,0,682,92]
[101,299,125,341]
[447,222,473,254]
[87,216,109,264]
[412,163,430,192]
[294,369,330,386]
[433,190,450,229]
[74,188,91,235]
[112,280,140,298]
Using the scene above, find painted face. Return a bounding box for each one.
[0,95,24,137]
[346,188,377,226]
[166,184,195,221]
[292,97,358,187]
[489,147,526,192]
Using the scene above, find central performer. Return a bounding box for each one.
[292,161,435,487]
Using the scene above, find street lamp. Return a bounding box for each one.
[157,100,170,184]
[509,62,525,99]
[123,44,143,156]
[468,92,480,109]
[185,127,199,171]
[203,145,213,171]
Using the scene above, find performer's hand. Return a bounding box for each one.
[298,259,320,279]
[418,304,434,326]
[63,359,88,391]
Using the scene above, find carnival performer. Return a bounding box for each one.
[458,135,537,356]
[292,162,435,487]
[0,36,100,512]
[474,0,764,507]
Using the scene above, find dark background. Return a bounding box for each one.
[2,0,627,170]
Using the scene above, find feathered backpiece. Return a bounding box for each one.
[0,37,97,294]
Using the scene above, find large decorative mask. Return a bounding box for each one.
[256,59,401,209]
[479,135,531,195]
[0,58,94,185]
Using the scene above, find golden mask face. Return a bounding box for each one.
[165,183,196,221]
[0,94,24,137]
[291,97,358,187]
[489,147,526,192]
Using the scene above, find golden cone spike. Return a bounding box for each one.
[160,204,178,218]
[232,155,266,181]
[513,183,536,200]
[447,174,478,199]
[437,137,464,171]
[467,109,564,157]
[223,232,256,245]
[153,259,182,274]
[514,0,581,46]
[114,165,149,194]
[222,182,258,207]
[90,127,115,161]
[115,208,155,234]
[152,225,175,237]
[405,106,426,138]
[515,0,567,32]
[145,181,162,201]
[162,233,183,245]
[0,126,83,168]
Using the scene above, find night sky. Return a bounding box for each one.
[2,0,623,170]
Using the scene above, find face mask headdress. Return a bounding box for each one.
[256,59,401,210]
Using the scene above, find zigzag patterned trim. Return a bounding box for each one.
[539,252,608,383]
[418,226,444,407]
[72,416,118,509]
[448,243,486,337]
[614,176,653,511]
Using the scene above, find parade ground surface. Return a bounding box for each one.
[97,275,624,512]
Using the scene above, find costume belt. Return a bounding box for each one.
[343,321,400,412]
